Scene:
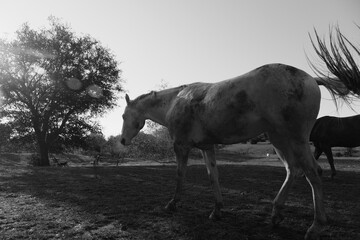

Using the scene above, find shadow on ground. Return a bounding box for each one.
[0,161,360,239]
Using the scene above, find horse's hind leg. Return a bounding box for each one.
[270,134,326,240]
[269,139,300,226]
[323,146,336,179]
[202,146,223,220]
[165,143,190,211]
[298,144,327,240]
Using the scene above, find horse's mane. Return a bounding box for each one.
[133,91,156,103]
[131,84,188,107]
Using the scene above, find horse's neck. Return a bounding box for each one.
[144,103,168,127]
[139,86,185,127]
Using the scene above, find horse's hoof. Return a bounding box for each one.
[165,200,177,212]
[305,231,320,240]
[304,222,325,240]
[305,227,320,240]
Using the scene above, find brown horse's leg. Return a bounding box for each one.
[323,146,337,179]
[202,146,223,220]
[313,145,323,176]
[313,145,323,160]
[165,143,190,211]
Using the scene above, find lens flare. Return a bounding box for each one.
[87,84,103,98]
[66,78,83,90]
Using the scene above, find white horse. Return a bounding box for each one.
[120,63,349,239]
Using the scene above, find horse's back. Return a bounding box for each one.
[168,63,320,145]
[311,115,360,147]
[206,64,320,137]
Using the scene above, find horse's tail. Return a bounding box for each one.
[315,76,360,105]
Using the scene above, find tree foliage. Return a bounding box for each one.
[84,133,107,153]
[0,17,123,165]
[104,135,127,157]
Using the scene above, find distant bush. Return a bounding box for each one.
[126,132,174,160]
[250,133,268,144]
[124,131,203,160]
[1,138,36,153]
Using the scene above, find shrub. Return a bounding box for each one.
[127,132,174,160]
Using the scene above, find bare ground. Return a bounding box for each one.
[0,144,360,240]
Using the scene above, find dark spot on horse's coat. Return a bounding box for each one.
[151,98,163,107]
[188,88,207,116]
[288,83,304,101]
[190,102,206,117]
[285,65,299,76]
[235,91,247,102]
[281,105,296,122]
[232,91,256,114]
[169,100,194,139]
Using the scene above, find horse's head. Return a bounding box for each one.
[120,94,145,146]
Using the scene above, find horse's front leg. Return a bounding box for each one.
[202,146,223,220]
[165,143,190,212]
[312,145,324,176]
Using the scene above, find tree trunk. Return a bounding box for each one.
[36,139,50,166]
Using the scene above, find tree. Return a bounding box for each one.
[105,135,127,157]
[84,133,107,153]
[308,24,360,102]
[0,17,123,166]
[0,123,12,150]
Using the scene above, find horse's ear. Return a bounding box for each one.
[125,94,130,105]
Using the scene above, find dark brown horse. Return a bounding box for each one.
[120,63,356,239]
[310,115,360,178]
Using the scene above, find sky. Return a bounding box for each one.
[0,0,360,138]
